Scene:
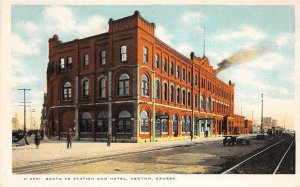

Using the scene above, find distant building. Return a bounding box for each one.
[263,117,272,132]
[272,119,277,128]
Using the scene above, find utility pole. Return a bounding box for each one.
[261,93,263,135]
[18,88,31,145]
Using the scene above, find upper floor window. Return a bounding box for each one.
[194,75,197,86]
[60,58,65,71]
[170,85,174,103]
[187,91,191,106]
[194,94,198,107]
[163,58,167,72]
[176,65,179,78]
[169,62,173,75]
[163,82,167,101]
[154,80,160,99]
[141,75,149,96]
[82,79,89,99]
[120,46,127,62]
[67,57,72,70]
[155,54,159,68]
[182,90,186,105]
[143,46,148,63]
[187,71,190,83]
[200,95,205,109]
[100,50,106,65]
[84,54,89,67]
[118,73,129,96]
[63,82,71,100]
[99,77,106,98]
[207,97,211,111]
[182,69,185,80]
[176,87,180,104]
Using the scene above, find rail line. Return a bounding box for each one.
[221,136,294,174]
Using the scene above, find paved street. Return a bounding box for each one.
[13,134,273,174]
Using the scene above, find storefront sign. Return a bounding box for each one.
[159,115,169,119]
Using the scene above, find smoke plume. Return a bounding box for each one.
[216,42,277,73]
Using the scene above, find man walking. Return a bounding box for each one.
[67,128,72,149]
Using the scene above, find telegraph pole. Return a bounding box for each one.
[261,93,263,135]
[18,88,31,144]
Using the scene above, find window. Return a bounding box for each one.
[170,85,174,102]
[200,95,204,109]
[194,75,197,85]
[141,75,149,96]
[187,71,190,83]
[194,94,197,107]
[181,116,186,133]
[163,58,167,72]
[118,73,130,96]
[187,91,191,106]
[176,87,180,104]
[60,58,65,71]
[162,119,168,133]
[207,97,211,110]
[163,83,167,101]
[96,111,108,132]
[120,46,127,62]
[169,62,173,75]
[172,114,178,134]
[143,46,148,63]
[63,82,71,100]
[84,54,89,67]
[82,79,89,99]
[117,110,131,133]
[99,77,106,98]
[155,54,159,68]
[182,90,186,105]
[186,117,191,133]
[80,112,92,132]
[67,57,72,70]
[176,65,179,78]
[154,80,160,99]
[182,69,185,80]
[100,50,106,65]
[140,111,149,133]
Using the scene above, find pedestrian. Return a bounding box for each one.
[34,132,41,149]
[67,128,72,149]
[106,130,111,147]
[190,132,193,141]
[205,130,208,138]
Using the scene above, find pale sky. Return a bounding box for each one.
[10,5,295,129]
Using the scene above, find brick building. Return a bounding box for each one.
[46,11,250,142]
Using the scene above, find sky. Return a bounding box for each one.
[10,5,295,130]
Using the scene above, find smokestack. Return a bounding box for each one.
[216,41,277,73]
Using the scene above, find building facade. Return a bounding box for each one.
[46,11,250,142]
[263,117,272,132]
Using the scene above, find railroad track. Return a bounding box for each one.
[221,135,295,174]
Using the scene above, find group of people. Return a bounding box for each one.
[33,128,112,149]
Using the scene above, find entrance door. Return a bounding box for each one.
[155,119,161,138]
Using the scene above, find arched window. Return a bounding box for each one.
[117,110,131,133]
[163,82,167,101]
[82,79,89,99]
[99,77,106,98]
[96,111,108,132]
[170,85,174,102]
[186,117,191,133]
[155,116,161,135]
[162,119,168,133]
[172,114,178,134]
[154,80,160,99]
[63,82,71,100]
[141,75,149,96]
[118,73,129,96]
[187,91,191,106]
[176,87,180,103]
[140,111,149,133]
[181,116,186,133]
[80,112,92,132]
[120,45,127,62]
[182,90,186,105]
